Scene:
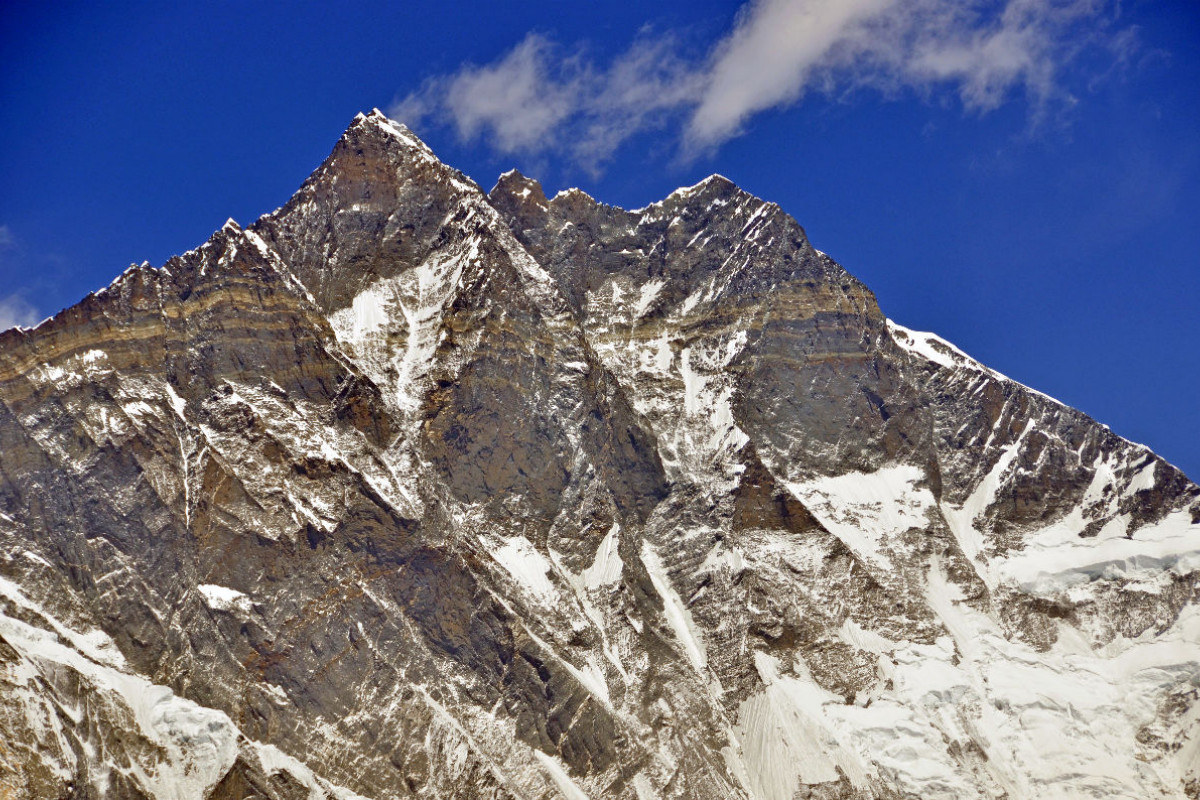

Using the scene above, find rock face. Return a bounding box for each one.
[1,109,1198,800]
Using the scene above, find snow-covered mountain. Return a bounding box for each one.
[1,109,1197,799]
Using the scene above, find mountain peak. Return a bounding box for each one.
[350,107,403,128]
[667,173,744,206]
[490,168,548,207]
[694,172,736,191]
[339,108,439,162]
[4,108,1197,800]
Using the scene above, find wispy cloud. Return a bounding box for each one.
[392,33,703,172]
[391,0,1127,170]
[394,36,580,156]
[0,226,43,331]
[687,0,893,149]
[0,295,40,331]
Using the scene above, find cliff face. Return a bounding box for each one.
[1,110,1197,800]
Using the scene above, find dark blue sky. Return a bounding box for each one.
[1,1,1197,479]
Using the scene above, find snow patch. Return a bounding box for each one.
[940,427,1029,575]
[328,248,469,414]
[0,596,238,798]
[641,542,707,672]
[197,584,252,614]
[787,464,936,567]
[633,278,665,318]
[163,383,187,420]
[581,524,622,590]
[0,576,127,670]
[492,536,558,602]
[996,510,1200,595]
[734,652,864,800]
[533,750,590,800]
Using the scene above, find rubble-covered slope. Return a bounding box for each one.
[1,110,1197,799]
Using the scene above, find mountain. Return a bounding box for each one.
[0,109,1197,800]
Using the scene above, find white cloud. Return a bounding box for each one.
[0,294,40,331]
[406,35,581,154]
[391,33,704,173]
[0,227,43,330]
[574,35,706,168]
[392,0,1125,167]
[687,0,893,149]
[899,0,1102,109]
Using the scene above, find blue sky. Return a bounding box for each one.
[1,0,1197,478]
